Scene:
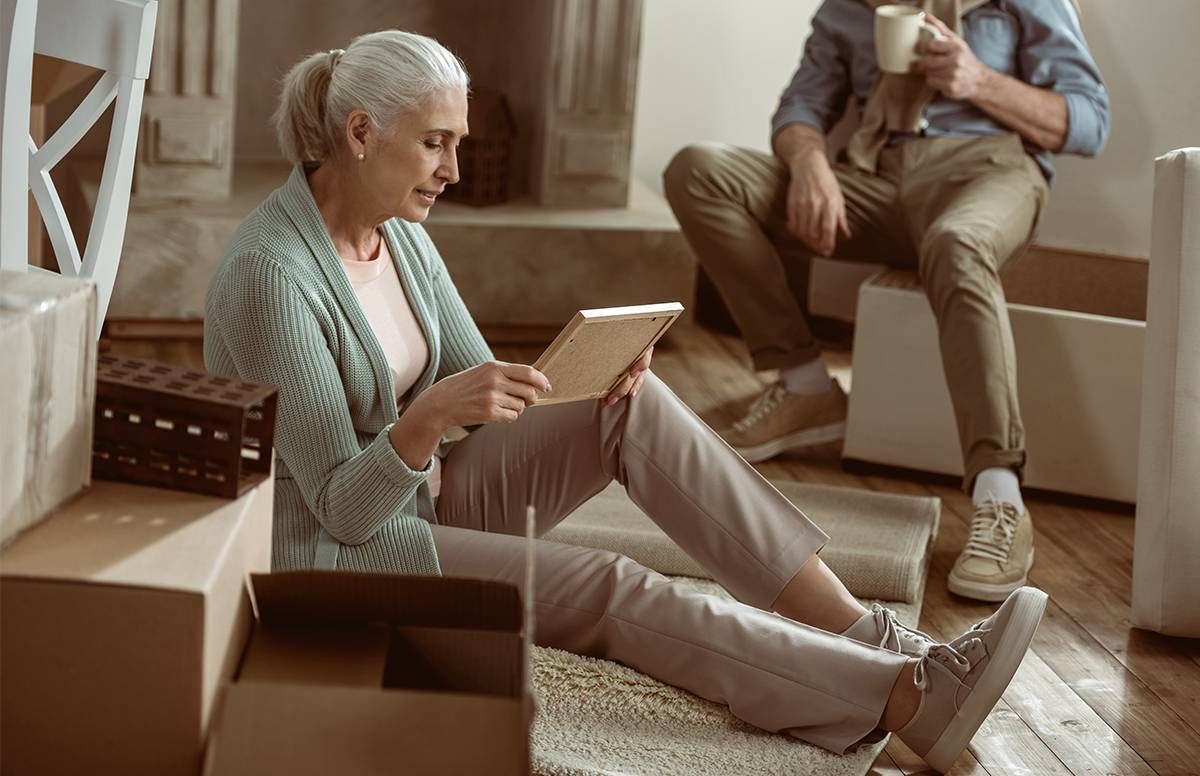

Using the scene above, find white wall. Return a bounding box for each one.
[632,1,820,194]
[632,0,1200,259]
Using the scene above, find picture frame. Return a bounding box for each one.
[532,302,685,405]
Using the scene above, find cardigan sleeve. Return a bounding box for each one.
[411,225,495,380]
[206,251,432,545]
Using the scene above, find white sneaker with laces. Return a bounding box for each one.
[841,603,937,657]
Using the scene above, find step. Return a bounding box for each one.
[82,161,694,328]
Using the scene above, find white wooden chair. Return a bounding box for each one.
[0,0,157,333]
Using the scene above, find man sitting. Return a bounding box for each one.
[663,0,1108,601]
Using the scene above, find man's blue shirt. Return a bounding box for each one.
[771,0,1110,180]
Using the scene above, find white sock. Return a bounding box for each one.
[781,358,834,396]
[972,467,1025,513]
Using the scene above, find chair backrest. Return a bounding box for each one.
[0,0,157,333]
[1,0,38,273]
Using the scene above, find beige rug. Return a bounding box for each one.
[544,480,940,604]
[531,481,940,776]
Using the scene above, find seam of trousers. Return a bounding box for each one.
[534,598,895,717]
[621,431,815,592]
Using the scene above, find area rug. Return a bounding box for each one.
[543,480,940,604]
[531,481,940,776]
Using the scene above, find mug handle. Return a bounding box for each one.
[920,20,946,42]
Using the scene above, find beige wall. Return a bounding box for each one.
[632,0,1199,259]
[234,0,551,196]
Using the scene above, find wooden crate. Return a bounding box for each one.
[92,355,277,498]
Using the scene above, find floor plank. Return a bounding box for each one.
[1004,651,1157,776]
[926,482,1200,776]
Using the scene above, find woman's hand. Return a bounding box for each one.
[603,347,653,407]
[419,360,552,427]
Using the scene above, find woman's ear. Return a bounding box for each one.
[345,110,372,156]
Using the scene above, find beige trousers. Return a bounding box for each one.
[433,373,908,753]
[663,135,1049,487]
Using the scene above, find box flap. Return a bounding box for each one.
[250,571,522,631]
[239,624,391,687]
[238,623,523,697]
[204,683,526,776]
[0,478,272,596]
[382,627,522,697]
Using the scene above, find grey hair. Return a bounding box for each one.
[273,30,469,164]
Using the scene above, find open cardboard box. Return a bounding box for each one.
[843,252,1146,502]
[0,477,273,775]
[203,571,532,776]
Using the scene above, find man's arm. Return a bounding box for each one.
[769,1,857,254]
[919,15,1068,151]
[770,1,853,165]
[920,2,1110,156]
[772,122,827,168]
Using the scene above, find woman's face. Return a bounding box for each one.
[364,88,468,222]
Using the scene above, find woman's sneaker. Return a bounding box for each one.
[841,603,937,657]
[896,586,1048,773]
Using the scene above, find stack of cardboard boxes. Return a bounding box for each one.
[0,269,533,774]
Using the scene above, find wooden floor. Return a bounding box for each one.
[108,323,1200,776]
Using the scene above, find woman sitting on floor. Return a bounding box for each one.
[204,29,1047,773]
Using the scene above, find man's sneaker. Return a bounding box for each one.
[719,382,848,463]
[841,603,937,657]
[897,586,1048,772]
[948,501,1034,602]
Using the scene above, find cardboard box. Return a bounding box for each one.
[807,256,881,322]
[844,269,1143,502]
[0,269,97,547]
[0,477,273,775]
[204,571,532,776]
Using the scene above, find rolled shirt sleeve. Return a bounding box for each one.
[770,1,851,140]
[1014,0,1110,156]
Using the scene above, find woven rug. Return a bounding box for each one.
[544,480,940,604]
[531,481,940,776]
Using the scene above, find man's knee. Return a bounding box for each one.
[663,142,736,200]
[919,229,1004,309]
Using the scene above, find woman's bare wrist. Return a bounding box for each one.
[388,391,449,470]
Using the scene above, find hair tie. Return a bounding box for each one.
[327,48,345,72]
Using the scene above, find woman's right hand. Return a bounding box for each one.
[418,361,552,427]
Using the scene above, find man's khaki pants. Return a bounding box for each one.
[434,373,908,754]
[663,134,1049,488]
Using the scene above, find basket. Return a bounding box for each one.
[444,88,516,206]
[92,354,278,498]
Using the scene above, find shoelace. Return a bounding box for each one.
[731,384,788,432]
[913,643,973,692]
[871,603,937,654]
[962,499,1021,563]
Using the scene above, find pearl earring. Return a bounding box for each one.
[357,152,364,161]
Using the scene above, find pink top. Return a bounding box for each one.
[340,233,441,497]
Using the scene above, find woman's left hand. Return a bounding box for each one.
[604,347,653,407]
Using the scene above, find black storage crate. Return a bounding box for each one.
[92,354,278,498]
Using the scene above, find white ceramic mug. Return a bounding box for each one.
[874,4,943,74]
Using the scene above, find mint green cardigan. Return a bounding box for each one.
[204,166,493,575]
